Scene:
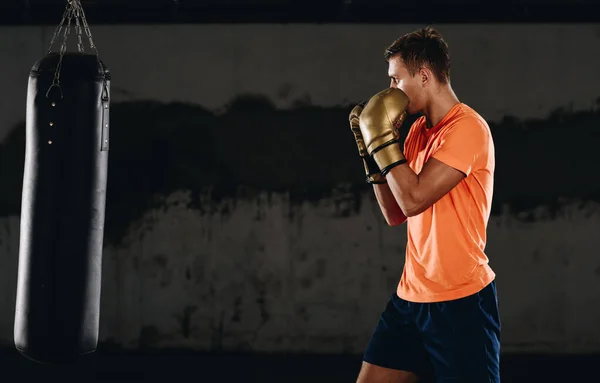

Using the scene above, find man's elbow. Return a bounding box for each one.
[403,206,421,218]
[401,195,427,218]
[403,203,429,217]
[387,218,407,226]
[383,211,407,226]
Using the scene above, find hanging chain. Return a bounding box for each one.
[46,4,73,95]
[46,0,109,101]
[46,4,70,54]
[74,5,85,53]
[75,0,109,100]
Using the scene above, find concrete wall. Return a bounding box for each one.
[1,23,600,354]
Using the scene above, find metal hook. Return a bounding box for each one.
[101,83,109,103]
[46,84,64,100]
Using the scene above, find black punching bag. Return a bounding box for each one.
[14,52,110,364]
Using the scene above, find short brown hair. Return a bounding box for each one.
[384,26,451,84]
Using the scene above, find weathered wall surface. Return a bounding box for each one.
[0,23,599,354]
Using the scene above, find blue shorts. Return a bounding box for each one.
[363,281,501,382]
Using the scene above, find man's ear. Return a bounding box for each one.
[419,67,430,86]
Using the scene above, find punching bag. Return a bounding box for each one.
[14,51,111,364]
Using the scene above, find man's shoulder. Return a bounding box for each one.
[444,104,491,136]
[455,104,489,126]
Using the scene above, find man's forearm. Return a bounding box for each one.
[373,183,407,226]
[385,163,421,217]
[385,155,466,218]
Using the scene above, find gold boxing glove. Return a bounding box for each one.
[359,88,410,176]
[349,101,386,184]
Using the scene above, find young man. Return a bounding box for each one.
[349,27,501,382]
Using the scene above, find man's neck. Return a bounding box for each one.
[422,84,460,128]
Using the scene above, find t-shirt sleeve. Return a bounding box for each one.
[430,117,490,176]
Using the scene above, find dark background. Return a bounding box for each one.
[0,1,599,382]
[0,0,598,24]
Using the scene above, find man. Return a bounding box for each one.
[349,27,501,382]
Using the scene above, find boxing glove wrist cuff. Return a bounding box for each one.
[362,157,386,184]
[367,173,386,184]
[372,140,407,176]
[380,159,407,177]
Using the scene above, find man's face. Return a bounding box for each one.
[387,56,424,115]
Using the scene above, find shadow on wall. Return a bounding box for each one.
[0,95,599,245]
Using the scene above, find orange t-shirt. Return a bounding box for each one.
[396,103,496,303]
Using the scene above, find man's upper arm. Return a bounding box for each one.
[413,117,490,213]
[429,117,490,177]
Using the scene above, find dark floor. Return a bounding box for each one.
[2,345,598,382]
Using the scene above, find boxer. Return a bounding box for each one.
[350,27,501,383]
